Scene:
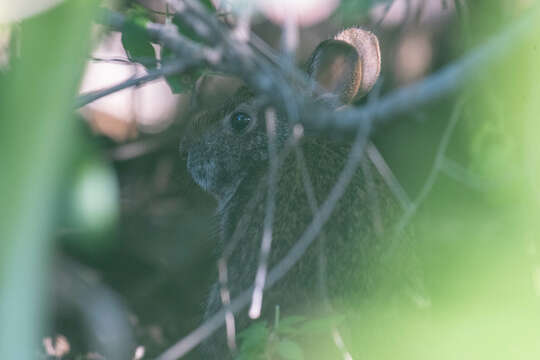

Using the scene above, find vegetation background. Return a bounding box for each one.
[1,0,540,359]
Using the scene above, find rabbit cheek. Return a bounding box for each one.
[186,152,218,194]
[187,147,244,201]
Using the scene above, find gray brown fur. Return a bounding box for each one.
[184,28,422,359]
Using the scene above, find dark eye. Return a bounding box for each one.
[229,112,252,133]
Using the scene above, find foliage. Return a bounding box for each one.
[0,1,99,359]
[119,1,215,94]
[1,0,540,359]
[234,309,346,360]
[121,5,156,63]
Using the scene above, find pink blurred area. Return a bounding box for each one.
[370,0,456,27]
[257,0,341,27]
[79,31,188,142]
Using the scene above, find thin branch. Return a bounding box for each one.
[214,132,302,353]
[366,143,412,210]
[393,98,466,237]
[376,0,396,28]
[96,7,208,59]
[90,56,133,65]
[75,61,187,108]
[217,258,236,352]
[220,134,301,262]
[293,146,326,297]
[361,155,384,236]
[249,108,279,319]
[363,79,411,213]
[440,157,488,191]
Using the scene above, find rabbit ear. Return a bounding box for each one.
[191,74,244,110]
[335,28,381,97]
[307,39,362,104]
[307,28,381,104]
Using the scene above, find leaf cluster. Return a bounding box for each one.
[235,312,345,360]
[119,1,215,93]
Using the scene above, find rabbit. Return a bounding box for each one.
[184,27,424,359]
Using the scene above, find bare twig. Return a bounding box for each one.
[214,132,302,353]
[220,134,302,262]
[76,61,187,108]
[332,328,354,360]
[376,0,396,28]
[249,108,279,319]
[244,0,303,316]
[361,155,384,236]
[293,146,327,297]
[393,98,466,237]
[367,143,412,210]
[90,56,132,64]
[217,258,236,352]
[440,157,488,191]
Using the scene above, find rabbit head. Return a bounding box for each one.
[184,28,381,204]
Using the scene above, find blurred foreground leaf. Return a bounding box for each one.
[0,1,98,358]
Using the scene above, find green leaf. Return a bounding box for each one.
[237,321,269,354]
[120,4,156,65]
[126,3,152,27]
[275,340,304,360]
[200,0,216,12]
[158,0,213,92]
[121,23,156,63]
[0,0,98,358]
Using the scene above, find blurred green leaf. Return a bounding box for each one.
[296,314,345,335]
[275,339,304,360]
[235,321,269,358]
[0,0,98,358]
[69,158,118,239]
[121,25,155,63]
[126,3,152,27]
[200,0,216,11]
[163,0,216,91]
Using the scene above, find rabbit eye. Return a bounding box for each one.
[229,112,252,133]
